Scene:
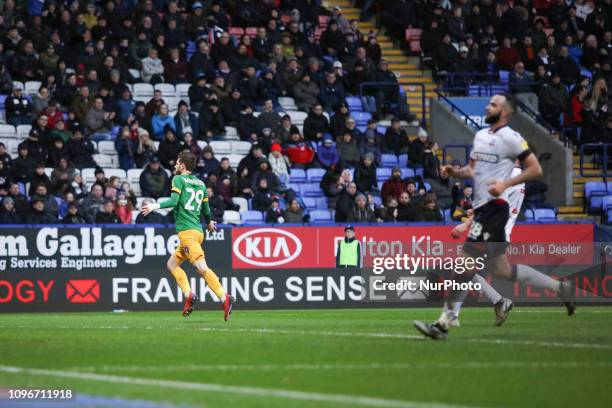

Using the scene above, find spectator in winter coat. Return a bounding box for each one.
[274,115,300,144]
[139,157,170,199]
[199,102,226,138]
[67,128,97,169]
[408,129,428,167]
[206,187,225,223]
[256,99,282,133]
[265,197,285,223]
[134,130,157,168]
[268,144,291,181]
[348,193,376,222]
[115,127,136,170]
[335,182,357,222]
[27,199,57,224]
[303,104,330,142]
[358,132,382,166]
[283,199,308,223]
[381,166,405,203]
[135,199,166,224]
[237,104,259,142]
[151,104,176,140]
[252,178,274,212]
[5,84,32,126]
[141,48,164,84]
[114,192,133,224]
[251,158,282,193]
[336,131,360,168]
[116,88,137,124]
[174,101,200,139]
[330,102,350,138]
[354,153,377,193]
[421,193,444,222]
[85,97,115,139]
[396,192,425,222]
[238,145,265,181]
[197,146,220,180]
[96,199,121,224]
[384,118,410,155]
[283,132,315,169]
[157,129,184,169]
[0,197,23,224]
[292,72,320,112]
[539,73,569,128]
[317,135,341,171]
[79,184,106,223]
[320,71,346,113]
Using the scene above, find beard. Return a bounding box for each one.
[485,111,501,125]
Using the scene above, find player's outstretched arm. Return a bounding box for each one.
[141,192,179,215]
[441,160,475,180]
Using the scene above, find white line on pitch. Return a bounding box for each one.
[66,361,612,373]
[0,365,478,408]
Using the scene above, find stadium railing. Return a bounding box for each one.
[433,90,483,130]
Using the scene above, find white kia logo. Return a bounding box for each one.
[233,228,302,267]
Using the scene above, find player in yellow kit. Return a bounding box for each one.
[142,151,235,320]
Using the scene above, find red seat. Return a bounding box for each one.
[315,27,324,40]
[246,27,258,38]
[229,27,244,37]
[280,15,291,24]
[543,28,554,37]
[410,40,421,53]
[318,15,329,28]
[407,28,422,41]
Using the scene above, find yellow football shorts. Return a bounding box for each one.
[174,230,205,263]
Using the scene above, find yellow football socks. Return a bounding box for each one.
[203,269,226,301]
[170,266,191,296]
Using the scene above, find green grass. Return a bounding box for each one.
[1,307,611,408]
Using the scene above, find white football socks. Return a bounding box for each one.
[516,264,561,292]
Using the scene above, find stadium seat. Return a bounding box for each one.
[223,210,242,224]
[105,169,127,180]
[301,183,323,197]
[585,181,608,211]
[16,125,31,139]
[380,154,398,168]
[154,83,177,97]
[444,208,452,222]
[227,154,242,169]
[310,210,332,223]
[524,208,535,220]
[315,197,328,210]
[287,111,308,125]
[377,180,384,191]
[241,210,265,225]
[81,168,96,187]
[232,197,248,213]
[231,141,251,155]
[499,70,510,83]
[290,169,307,183]
[98,141,117,156]
[405,28,422,42]
[352,111,372,126]
[423,182,432,191]
[229,27,244,37]
[345,97,363,112]
[401,168,415,179]
[164,97,180,111]
[25,81,41,96]
[279,97,297,111]
[0,124,16,139]
[225,126,240,140]
[307,168,326,183]
[176,83,190,99]
[93,154,114,168]
[246,27,258,38]
[534,208,557,221]
[372,195,382,207]
[133,83,154,97]
[602,195,612,212]
[209,141,231,155]
[398,154,408,168]
[128,69,141,81]
[376,168,392,182]
[415,168,424,178]
[196,140,207,150]
[318,15,329,27]
[303,197,317,210]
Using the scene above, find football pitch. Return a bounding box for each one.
[0,307,611,408]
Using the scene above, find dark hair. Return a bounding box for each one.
[498,92,516,112]
[177,151,197,171]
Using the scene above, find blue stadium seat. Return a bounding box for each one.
[423,182,432,191]
[585,181,608,211]
[307,168,326,182]
[377,126,387,135]
[401,168,415,179]
[373,195,382,207]
[290,168,307,183]
[398,154,408,168]
[443,208,451,222]
[377,181,384,191]
[241,210,265,225]
[345,96,363,112]
[524,208,535,220]
[415,167,424,178]
[499,70,510,83]
[603,195,612,212]
[315,197,328,210]
[303,197,317,210]
[534,208,557,221]
[381,154,398,168]
[310,210,332,223]
[607,208,612,224]
[357,125,367,133]
[376,168,392,182]
[0,94,6,112]
[287,183,301,193]
[301,183,323,197]
[353,112,372,126]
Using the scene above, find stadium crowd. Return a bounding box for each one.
[0,0,548,225]
[361,0,612,144]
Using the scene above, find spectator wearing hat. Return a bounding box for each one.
[29,164,51,196]
[539,71,569,128]
[364,33,382,65]
[174,100,200,138]
[128,31,153,70]
[200,101,226,139]
[0,197,23,224]
[62,201,85,224]
[321,71,346,113]
[293,72,320,112]
[195,146,218,179]
[268,143,291,181]
[408,128,429,168]
[359,129,382,167]
[95,199,121,224]
[336,225,362,268]
[252,177,274,212]
[354,153,377,193]
[348,193,376,223]
[317,134,341,171]
[139,156,170,199]
[381,166,405,203]
[40,44,60,74]
[265,196,284,223]
[275,115,300,144]
[27,198,57,224]
[5,83,32,126]
[258,69,282,108]
[384,118,410,155]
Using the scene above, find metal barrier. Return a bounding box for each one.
[359,81,426,126]
[580,143,612,183]
[442,144,472,165]
[433,90,483,130]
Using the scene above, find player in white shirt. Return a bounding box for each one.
[414,94,576,340]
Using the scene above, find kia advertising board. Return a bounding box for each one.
[0,224,605,312]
